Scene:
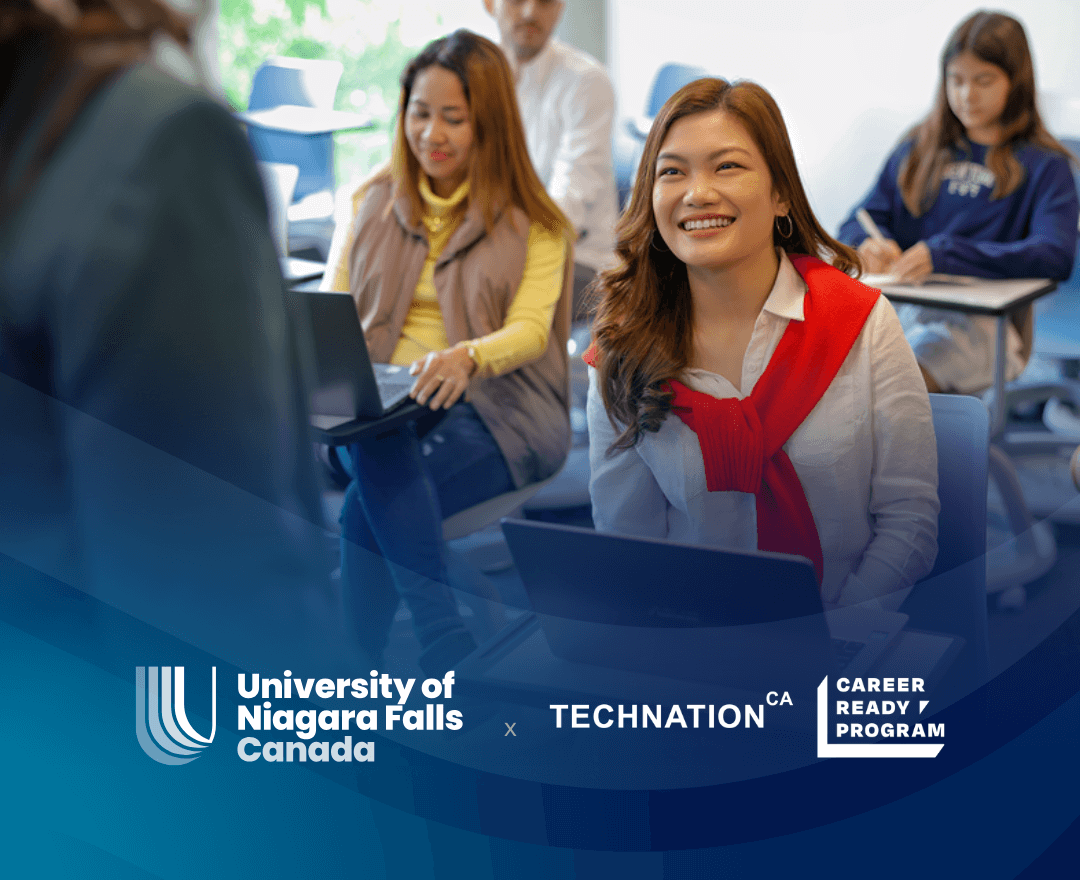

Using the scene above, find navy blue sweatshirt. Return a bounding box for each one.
[838,139,1079,280]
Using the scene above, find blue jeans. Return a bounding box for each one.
[339,403,514,659]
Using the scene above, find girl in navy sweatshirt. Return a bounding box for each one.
[838,10,1078,393]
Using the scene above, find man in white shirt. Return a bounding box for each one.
[484,0,620,317]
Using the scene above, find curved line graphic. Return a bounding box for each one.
[148,667,199,757]
[173,666,215,745]
[135,667,198,766]
[161,667,206,749]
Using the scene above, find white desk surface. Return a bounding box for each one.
[280,256,325,282]
[239,105,374,134]
[865,275,1056,316]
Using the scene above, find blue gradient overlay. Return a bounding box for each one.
[2,536,1078,878]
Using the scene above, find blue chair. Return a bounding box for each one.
[246,58,343,259]
[246,58,341,200]
[900,394,991,696]
[957,138,1080,601]
[982,137,1080,590]
[614,62,710,208]
[645,63,711,117]
[1027,135,1080,438]
[1011,137,1080,400]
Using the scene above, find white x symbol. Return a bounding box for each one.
[504,723,516,736]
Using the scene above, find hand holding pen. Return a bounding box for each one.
[855,209,933,282]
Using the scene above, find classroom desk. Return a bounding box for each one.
[309,400,426,446]
[875,276,1056,438]
[238,105,374,135]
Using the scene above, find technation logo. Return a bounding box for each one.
[136,666,217,765]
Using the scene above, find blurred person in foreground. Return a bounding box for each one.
[0,0,356,671]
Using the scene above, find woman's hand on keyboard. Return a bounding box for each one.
[409,346,477,410]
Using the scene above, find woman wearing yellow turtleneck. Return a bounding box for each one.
[325,31,574,673]
[330,175,567,378]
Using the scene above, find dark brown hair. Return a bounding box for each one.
[899,10,1072,216]
[0,0,190,217]
[386,29,569,237]
[591,77,859,450]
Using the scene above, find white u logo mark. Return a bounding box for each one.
[136,666,217,765]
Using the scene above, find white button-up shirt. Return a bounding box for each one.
[587,253,940,608]
[509,38,619,272]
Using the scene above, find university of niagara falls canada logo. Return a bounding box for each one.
[136,666,217,765]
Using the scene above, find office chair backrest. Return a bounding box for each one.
[1030,137,1080,360]
[1054,136,1080,277]
[645,63,710,117]
[247,58,343,201]
[248,57,342,112]
[901,394,990,693]
[1060,137,1080,181]
[615,63,712,208]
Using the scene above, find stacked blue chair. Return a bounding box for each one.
[246,58,343,259]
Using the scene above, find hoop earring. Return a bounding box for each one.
[776,214,794,240]
[650,229,670,252]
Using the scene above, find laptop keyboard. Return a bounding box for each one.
[832,638,865,673]
[373,365,414,411]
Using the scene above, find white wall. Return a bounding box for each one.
[557,0,608,63]
[608,0,1080,232]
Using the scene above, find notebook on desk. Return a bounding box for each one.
[861,272,979,288]
[496,519,908,692]
[289,290,415,429]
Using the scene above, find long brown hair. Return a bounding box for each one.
[0,0,191,218]
[591,77,859,450]
[899,10,1072,216]
[387,29,569,238]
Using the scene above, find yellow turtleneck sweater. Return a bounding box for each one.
[327,175,567,376]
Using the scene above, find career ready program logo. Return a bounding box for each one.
[817,675,944,758]
[136,666,217,765]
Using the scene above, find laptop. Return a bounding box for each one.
[494,519,908,692]
[289,290,416,430]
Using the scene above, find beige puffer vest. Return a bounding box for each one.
[347,178,572,488]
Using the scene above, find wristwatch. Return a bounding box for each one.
[461,341,479,376]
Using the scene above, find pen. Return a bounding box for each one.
[856,209,886,242]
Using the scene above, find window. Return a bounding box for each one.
[217,0,494,188]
